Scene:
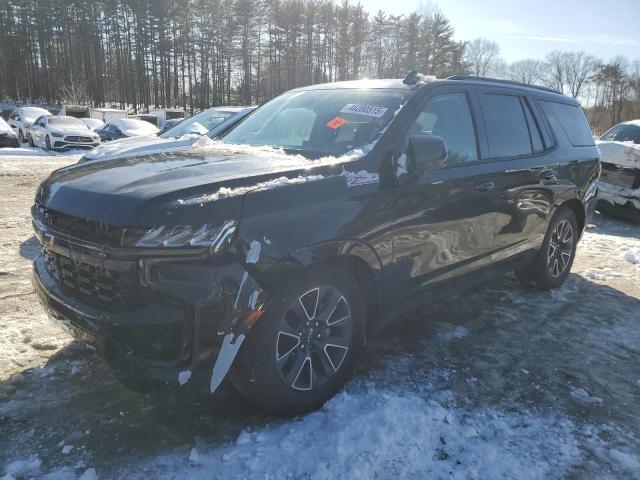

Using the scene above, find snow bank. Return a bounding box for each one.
[117,388,580,480]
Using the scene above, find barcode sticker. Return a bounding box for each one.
[340,104,388,118]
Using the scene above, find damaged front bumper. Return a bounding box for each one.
[31,243,265,395]
[597,180,640,221]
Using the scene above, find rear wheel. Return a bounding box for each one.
[516,207,578,290]
[231,265,365,415]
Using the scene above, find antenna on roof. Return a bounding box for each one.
[403,70,436,86]
[403,70,421,85]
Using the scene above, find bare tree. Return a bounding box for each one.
[564,51,597,99]
[464,38,500,77]
[508,59,545,84]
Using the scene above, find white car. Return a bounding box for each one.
[0,117,20,148]
[28,115,101,151]
[596,120,640,222]
[8,107,52,144]
[79,118,105,131]
[83,106,254,162]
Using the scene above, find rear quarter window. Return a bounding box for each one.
[540,101,594,147]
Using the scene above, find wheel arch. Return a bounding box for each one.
[558,198,585,235]
[245,238,386,336]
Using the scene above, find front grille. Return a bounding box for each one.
[64,136,93,143]
[35,203,146,247]
[44,249,137,307]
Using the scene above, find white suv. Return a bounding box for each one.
[29,116,101,151]
[8,107,52,144]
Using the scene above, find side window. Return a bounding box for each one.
[408,92,478,165]
[521,99,544,153]
[541,101,594,147]
[481,94,533,158]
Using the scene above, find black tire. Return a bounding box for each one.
[18,129,24,144]
[230,264,365,416]
[45,136,51,151]
[28,135,34,147]
[516,207,578,290]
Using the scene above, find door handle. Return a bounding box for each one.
[473,181,495,192]
[539,168,555,180]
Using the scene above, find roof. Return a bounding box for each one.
[619,119,640,127]
[292,79,420,91]
[288,76,572,103]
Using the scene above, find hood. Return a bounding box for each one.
[597,140,640,169]
[84,135,195,161]
[37,146,350,226]
[49,125,96,136]
[122,126,159,137]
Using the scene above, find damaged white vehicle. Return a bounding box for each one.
[596,120,640,222]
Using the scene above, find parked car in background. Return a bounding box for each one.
[8,106,52,144]
[95,118,159,142]
[79,118,105,131]
[32,75,599,415]
[596,120,640,222]
[82,106,254,162]
[159,118,183,133]
[0,117,19,148]
[28,115,100,150]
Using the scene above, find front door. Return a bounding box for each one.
[389,87,499,303]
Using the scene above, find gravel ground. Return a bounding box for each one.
[0,152,639,479]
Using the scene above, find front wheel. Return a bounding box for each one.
[231,265,365,415]
[45,136,51,151]
[18,129,24,144]
[516,207,578,290]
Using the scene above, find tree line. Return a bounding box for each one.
[1,0,638,132]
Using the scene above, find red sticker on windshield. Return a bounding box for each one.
[326,116,347,129]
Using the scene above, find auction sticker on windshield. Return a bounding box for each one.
[326,116,348,129]
[340,104,388,118]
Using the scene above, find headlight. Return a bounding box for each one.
[133,220,236,251]
[50,131,64,138]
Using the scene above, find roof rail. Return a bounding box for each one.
[446,75,563,95]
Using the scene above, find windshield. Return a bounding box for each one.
[600,124,640,144]
[222,89,408,157]
[160,109,233,139]
[22,108,50,123]
[49,117,86,128]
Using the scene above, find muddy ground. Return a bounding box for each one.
[0,153,639,479]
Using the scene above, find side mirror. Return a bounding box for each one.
[407,134,448,171]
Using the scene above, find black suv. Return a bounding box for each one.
[32,75,600,415]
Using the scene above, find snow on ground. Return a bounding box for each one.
[0,150,639,479]
[120,388,581,480]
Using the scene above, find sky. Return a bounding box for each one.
[361,0,640,63]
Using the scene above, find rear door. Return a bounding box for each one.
[476,89,559,263]
[389,86,499,302]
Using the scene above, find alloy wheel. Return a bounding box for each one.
[547,219,573,278]
[275,286,352,391]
